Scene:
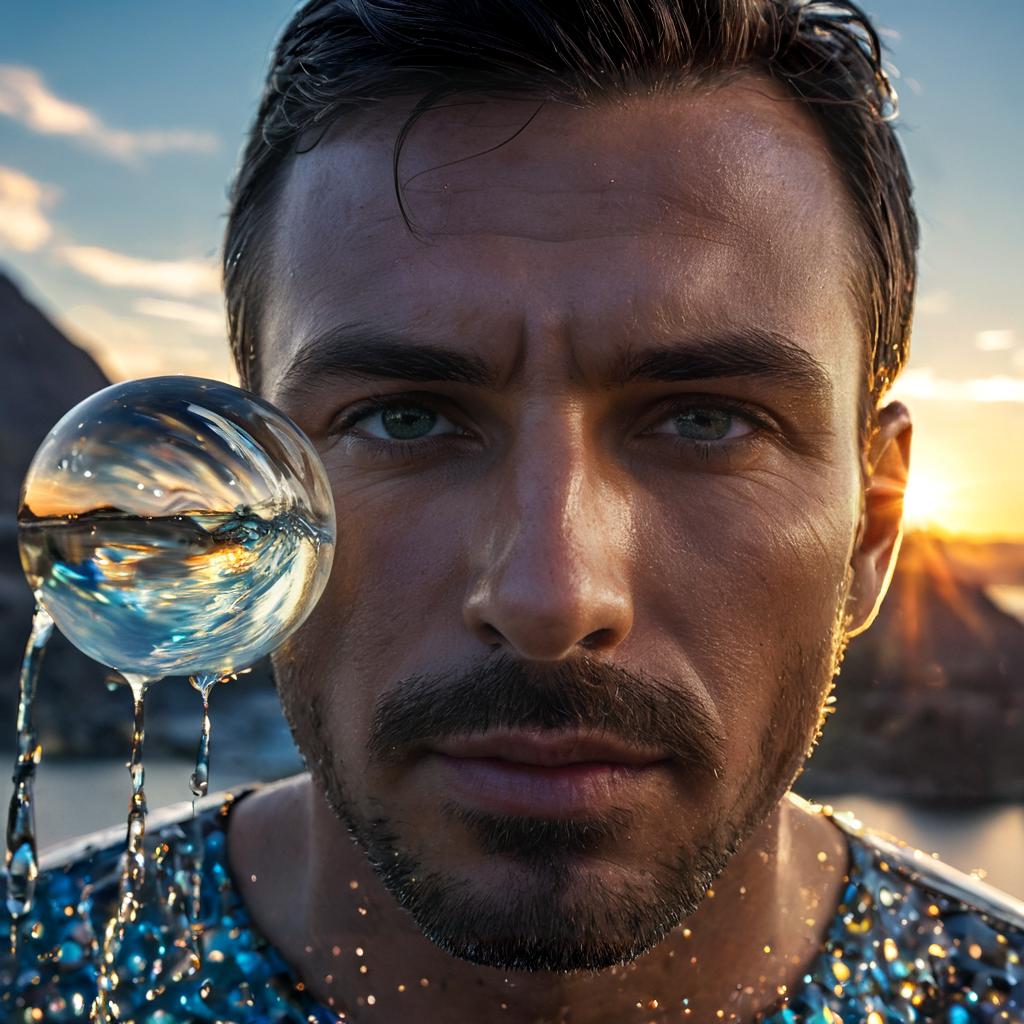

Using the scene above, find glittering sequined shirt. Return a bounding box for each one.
[2,790,1022,1023]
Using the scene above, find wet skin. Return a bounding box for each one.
[229,76,912,1022]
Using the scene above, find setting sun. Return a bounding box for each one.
[902,471,947,529]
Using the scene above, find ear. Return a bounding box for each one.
[844,400,913,638]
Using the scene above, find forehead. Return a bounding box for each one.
[260,77,862,396]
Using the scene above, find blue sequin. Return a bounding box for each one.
[1,794,1022,1022]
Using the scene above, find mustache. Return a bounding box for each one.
[367,653,726,777]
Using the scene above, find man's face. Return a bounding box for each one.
[260,78,866,971]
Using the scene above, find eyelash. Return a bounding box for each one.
[328,395,469,463]
[329,394,776,464]
[651,397,776,463]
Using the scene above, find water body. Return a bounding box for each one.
[986,583,1024,624]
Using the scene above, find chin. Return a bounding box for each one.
[351,804,740,973]
[395,852,719,972]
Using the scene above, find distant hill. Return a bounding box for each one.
[0,271,111,522]
[943,537,1024,588]
[0,270,113,753]
[802,530,1024,802]
[0,269,299,778]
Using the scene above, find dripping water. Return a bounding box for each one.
[188,673,222,802]
[4,599,54,954]
[182,672,229,971]
[92,673,157,1023]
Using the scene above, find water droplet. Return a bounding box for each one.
[187,673,224,800]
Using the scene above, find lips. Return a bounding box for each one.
[426,731,672,818]
[432,730,667,767]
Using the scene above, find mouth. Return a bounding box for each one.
[426,731,672,818]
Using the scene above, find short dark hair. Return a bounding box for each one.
[224,0,917,442]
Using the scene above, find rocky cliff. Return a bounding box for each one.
[0,271,113,754]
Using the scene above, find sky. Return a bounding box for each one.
[1,1,1022,539]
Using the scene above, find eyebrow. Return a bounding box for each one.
[275,322,831,401]
[611,327,832,398]
[276,324,496,401]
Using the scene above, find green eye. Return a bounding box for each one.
[379,405,438,440]
[673,408,734,441]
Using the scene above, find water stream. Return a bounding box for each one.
[4,600,54,954]
[91,674,156,1022]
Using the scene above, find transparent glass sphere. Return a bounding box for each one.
[18,376,336,679]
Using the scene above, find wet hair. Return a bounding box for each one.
[224,0,917,441]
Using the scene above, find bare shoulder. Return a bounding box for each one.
[229,772,310,837]
[227,771,312,880]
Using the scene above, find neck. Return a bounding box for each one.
[228,776,848,1024]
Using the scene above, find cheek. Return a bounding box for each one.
[639,465,859,735]
[332,476,471,646]
[275,473,471,748]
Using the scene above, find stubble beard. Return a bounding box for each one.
[275,595,850,973]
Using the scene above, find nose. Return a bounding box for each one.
[462,418,634,661]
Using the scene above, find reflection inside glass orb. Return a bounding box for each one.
[17,375,336,679]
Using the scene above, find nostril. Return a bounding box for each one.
[477,622,506,648]
[579,627,617,651]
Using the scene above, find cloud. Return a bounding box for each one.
[62,303,236,382]
[59,245,221,298]
[134,297,225,336]
[915,290,951,316]
[0,64,217,163]
[0,165,58,251]
[975,329,1016,352]
[891,367,1024,404]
